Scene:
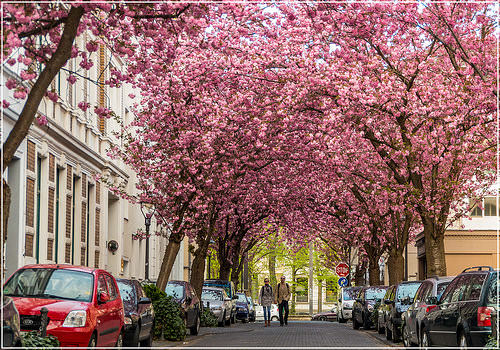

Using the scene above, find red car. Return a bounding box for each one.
[3,264,124,347]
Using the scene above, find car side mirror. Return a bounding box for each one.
[232,295,238,300]
[426,296,438,305]
[98,292,110,304]
[138,297,151,305]
[384,299,392,305]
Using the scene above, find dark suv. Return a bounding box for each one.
[401,276,453,347]
[383,280,422,343]
[420,266,499,348]
[352,286,389,330]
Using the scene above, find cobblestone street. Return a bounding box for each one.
[154,321,393,348]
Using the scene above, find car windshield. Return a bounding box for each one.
[343,288,359,300]
[117,281,135,308]
[487,273,499,306]
[236,294,247,302]
[165,283,184,299]
[4,268,93,302]
[202,289,222,301]
[436,282,450,300]
[396,283,421,301]
[204,282,231,297]
[365,288,387,300]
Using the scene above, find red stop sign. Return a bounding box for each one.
[336,263,349,277]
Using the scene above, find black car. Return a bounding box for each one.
[116,279,154,347]
[401,276,453,347]
[235,292,250,323]
[165,280,202,335]
[2,296,21,347]
[352,286,389,330]
[420,266,499,348]
[383,280,422,343]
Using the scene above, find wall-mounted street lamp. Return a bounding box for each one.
[140,202,156,281]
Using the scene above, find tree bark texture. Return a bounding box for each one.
[2,179,11,246]
[387,250,405,285]
[156,236,182,291]
[219,261,231,281]
[422,216,447,277]
[355,260,367,286]
[190,243,209,300]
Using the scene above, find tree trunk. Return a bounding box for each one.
[3,6,84,172]
[268,252,277,286]
[190,244,209,300]
[219,261,232,281]
[230,255,244,291]
[317,279,322,313]
[387,249,405,285]
[368,258,381,286]
[420,216,447,277]
[291,267,296,313]
[355,260,367,286]
[156,233,183,291]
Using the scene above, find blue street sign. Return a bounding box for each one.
[338,277,348,287]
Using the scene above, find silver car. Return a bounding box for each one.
[337,286,362,322]
[201,287,232,326]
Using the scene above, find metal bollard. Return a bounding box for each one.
[40,307,49,337]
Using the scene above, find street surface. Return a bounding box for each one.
[154,320,395,348]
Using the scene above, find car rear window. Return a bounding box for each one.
[486,273,499,306]
[117,281,136,307]
[396,283,421,301]
[204,282,231,297]
[365,288,387,300]
[165,283,184,299]
[236,294,247,302]
[202,289,222,301]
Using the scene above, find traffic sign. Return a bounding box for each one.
[338,277,348,287]
[336,262,349,277]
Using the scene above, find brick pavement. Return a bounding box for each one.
[157,320,393,348]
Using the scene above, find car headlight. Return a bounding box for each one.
[62,310,87,327]
[124,316,132,325]
[367,304,374,311]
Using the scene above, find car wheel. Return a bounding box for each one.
[139,330,153,347]
[362,314,370,330]
[458,331,468,349]
[377,321,384,334]
[115,331,123,348]
[272,316,279,321]
[219,312,226,327]
[421,329,431,350]
[385,322,392,340]
[231,314,236,324]
[403,323,412,347]
[190,313,201,335]
[225,312,231,326]
[88,333,97,347]
[352,315,360,330]
[319,316,326,322]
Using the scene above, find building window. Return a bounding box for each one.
[295,277,308,303]
[484,197,497,216]
[47,239,54,261]
[95,250,100,268]
[65,243,71,263]
[81,247,86,266]
[471,205,482,217]
[25,234,34,257]
[326,278,338,303]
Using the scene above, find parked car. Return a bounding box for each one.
[255,304,279,322]
[420,266,499,348]
[201,287,232,326]
[247,296,256,322]
[337,286,362,323]
[2,296,21,347]
[352,286,389,330]
[203,279,237,323]
[401,276,453,347]
[376,285,395,335]
[116,278,154,346]
[165,280,201,335]
[3,264,124,347]
[312,306,337,321]
[235,292,250,322]
[383,280,422,343]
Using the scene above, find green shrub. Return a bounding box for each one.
[370,301,381,325]
[21,331,60,349]
[143,284,186,341]
[484,336,498,349]
[201,307,219,327]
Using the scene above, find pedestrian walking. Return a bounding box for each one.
[274,275,291,326]
[258,278,274,327]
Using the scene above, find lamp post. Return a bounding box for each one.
[140,202,156,281]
